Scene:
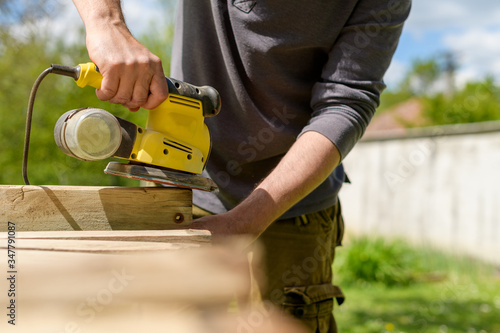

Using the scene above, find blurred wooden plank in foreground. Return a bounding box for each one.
[0,229,211,245]
[0,185,192,231]
[0,237,307,333]
[0,230,211,253]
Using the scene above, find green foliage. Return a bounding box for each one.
[335,236,497,288]
[137,1,176,76]
[377,57,443,114]
[0,8,174,185]
[400,57,442,96]
[139,23,175,76]
[336,237,424,286]
[380,54,500,126]
[377,89,414,113]
[422,77,500,125]
[336,280,500,333]
[335,237,500,333]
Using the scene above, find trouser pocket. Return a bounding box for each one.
[283,283,345,310]
[282,283,345,333]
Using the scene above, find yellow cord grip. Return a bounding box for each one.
[76,62,102,89]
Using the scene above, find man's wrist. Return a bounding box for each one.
[228,192,278,237]
[85,18,130,37]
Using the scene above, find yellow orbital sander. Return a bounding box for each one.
[22,63,220,192]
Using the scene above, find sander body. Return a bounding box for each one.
[23,63,220,192]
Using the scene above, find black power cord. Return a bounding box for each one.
[22,65,80,185]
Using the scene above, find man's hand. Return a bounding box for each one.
[73,0,168,111]
[191,211,261,244]
[191,213,261,249]
[85,23,168,111]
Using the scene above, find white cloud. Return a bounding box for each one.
[406,0,500,34]
[443,28,500,84]
[384,59,407,89]
[46,4,82,44]
[122,0,174,36]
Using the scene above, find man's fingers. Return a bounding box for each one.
[95,58,167,111]
[127,69,153,110]
[141,72,169,110]
[95,62,136,105]
[95,72,120,102]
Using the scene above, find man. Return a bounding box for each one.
[72,1,411,331]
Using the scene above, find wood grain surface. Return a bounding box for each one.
[0,185,192,231]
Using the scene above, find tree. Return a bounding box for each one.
[400,57,442,96]
[378,57,443,113]
[378,52,500,126]
[422,77,500,125]
[0,1,176,185]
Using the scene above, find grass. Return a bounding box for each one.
[333,237,500,333]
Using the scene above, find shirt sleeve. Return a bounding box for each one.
[299,0,412,159]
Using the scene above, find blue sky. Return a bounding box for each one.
[35,0,500,89]
[385,0,500,88]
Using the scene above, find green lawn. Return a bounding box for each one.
[333,237,500,333]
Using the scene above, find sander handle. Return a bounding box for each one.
[74,62,221,117]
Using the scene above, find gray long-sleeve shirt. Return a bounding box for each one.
[171,0,411,218]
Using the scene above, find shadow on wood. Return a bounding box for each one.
[0,185,193,231]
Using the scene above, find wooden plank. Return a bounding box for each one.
[0,230,211,253]
[0,229,211,244]
[1,246,252,303]
[0,236,306,333]
[0,185,192,231]
[0,244,258,333]
[0,238,204,253]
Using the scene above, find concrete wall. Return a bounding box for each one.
[339,121,500,265]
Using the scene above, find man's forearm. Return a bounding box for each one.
[229,130,341,236]
[72,0,125,27]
